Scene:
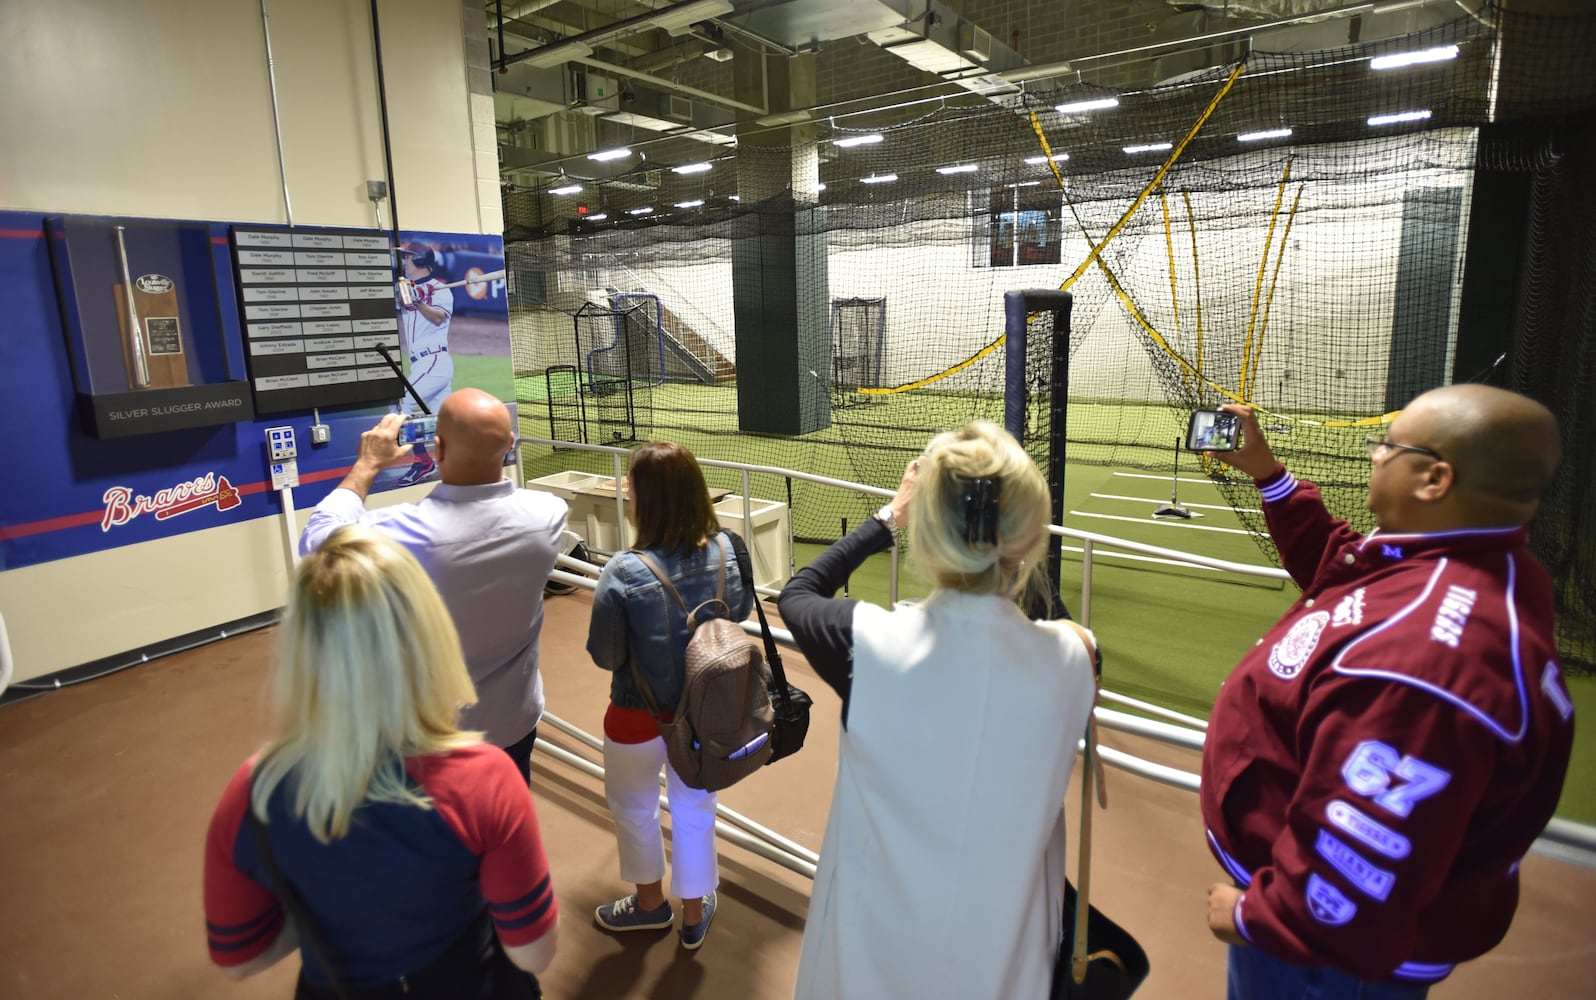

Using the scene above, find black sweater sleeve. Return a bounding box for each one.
[776,517,897,724]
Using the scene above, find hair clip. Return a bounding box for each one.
[960,475,1002,547]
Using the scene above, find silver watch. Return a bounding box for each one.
[874,503,900,537]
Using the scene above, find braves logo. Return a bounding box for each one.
[1268,610,1330,680]
[101,473,242,532]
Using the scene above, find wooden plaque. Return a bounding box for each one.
[114,275,191,390]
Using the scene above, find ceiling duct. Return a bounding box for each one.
[500,0,734,71]
[864,0,1025,103]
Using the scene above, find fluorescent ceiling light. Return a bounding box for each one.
[628,207,653,215]
[1012,180,1042,187]
[588,147,632,162]
[651,0,733,35]
[1367,109,1432,126]
[936,164,979,174]
[729,195,741,201]
[1024,153,1069,165]
[834,134,884,148]
[815,184,825,191]
[522,40,593,69]
[672,162,712,174]
[1370,44,1459,71]
[1055,97,1119,114]
[549,184,583,195]
[1237,128,1293,142]
[587,213,608,221]
[674,199,704,208]
[1123,142,1173,154]
[861,174,898,184]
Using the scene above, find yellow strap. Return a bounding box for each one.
[1052,62,1247,293]
[1248,181,1305,400]
[1241,158,1292,403]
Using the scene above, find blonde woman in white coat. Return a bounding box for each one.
[778,421,1098,999]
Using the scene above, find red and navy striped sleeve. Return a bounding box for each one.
[203,758,283,968]
[415,745,559,947]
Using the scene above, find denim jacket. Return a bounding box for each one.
[587,531,756,711]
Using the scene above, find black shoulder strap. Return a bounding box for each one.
[245,765,352,1000]
[725,530,794,705]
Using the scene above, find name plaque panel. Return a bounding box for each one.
[230,225,403,414]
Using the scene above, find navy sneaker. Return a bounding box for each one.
[680,891,717,951]
[395,458,436,486]
[594,894,674,933]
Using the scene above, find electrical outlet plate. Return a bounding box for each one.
[310,423,331,445]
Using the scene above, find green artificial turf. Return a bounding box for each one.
[516,383,1596,825]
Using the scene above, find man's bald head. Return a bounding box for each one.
[1395,384,1560,527]
[435,388,513,486]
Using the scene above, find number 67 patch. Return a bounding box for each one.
[1340,741,1452,818]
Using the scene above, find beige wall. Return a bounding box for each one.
[0,0,484,683]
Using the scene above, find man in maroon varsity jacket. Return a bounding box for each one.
[1201,386,1574,999]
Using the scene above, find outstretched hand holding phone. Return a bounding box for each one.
[1210,404,1280,480]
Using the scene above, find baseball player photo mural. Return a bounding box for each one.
[396,244,455,486]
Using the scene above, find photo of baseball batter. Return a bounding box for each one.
[390,232,514,487]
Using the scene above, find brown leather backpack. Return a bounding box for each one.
[629,536,774,791]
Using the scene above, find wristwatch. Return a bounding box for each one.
[874,503,900,538]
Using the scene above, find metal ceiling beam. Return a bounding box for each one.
[569,54,766,114]
[500,0,731,70]
[998,0,1464,82]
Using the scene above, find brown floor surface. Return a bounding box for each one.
[2,590,1594,999]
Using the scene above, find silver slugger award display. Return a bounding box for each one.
[113,225,190,390]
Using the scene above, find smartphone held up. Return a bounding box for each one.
[397,414,438,446]
[1186,409,1241,452]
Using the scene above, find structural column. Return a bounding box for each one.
[730,42,830,435]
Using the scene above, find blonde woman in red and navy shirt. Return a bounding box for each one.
[204,526,558,998]
[1201,387,1574,999]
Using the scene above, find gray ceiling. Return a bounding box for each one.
[484,0,1509,186]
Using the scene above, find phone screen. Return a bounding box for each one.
[397,414,438,446]
[1186,409,1241,452]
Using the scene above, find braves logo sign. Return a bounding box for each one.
[101,473,242,532]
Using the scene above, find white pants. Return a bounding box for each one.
[398,351,453,417]
[603,735,719,900]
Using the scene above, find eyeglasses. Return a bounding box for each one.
[1364,436,1446,463]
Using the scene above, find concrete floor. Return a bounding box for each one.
[2,589,1593,998]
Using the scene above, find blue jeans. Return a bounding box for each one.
[1228,946,1430,1000]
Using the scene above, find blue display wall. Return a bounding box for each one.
[0,212,512,571]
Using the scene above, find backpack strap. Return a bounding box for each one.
[246,764,353,1000]
[628,537,733,721]
[725,531,794,710]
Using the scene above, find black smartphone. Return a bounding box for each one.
[397,414,438,446]
[1185,409,1241,452]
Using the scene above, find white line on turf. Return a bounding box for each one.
[1089,492,1262,514]
[1113,472,1233,486]
[1069,510,1267,537]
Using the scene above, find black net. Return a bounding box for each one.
[506,2,1596,671]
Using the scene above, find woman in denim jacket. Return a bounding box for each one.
[586,441,754,952]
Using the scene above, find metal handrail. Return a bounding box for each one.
[527,442,1596,868]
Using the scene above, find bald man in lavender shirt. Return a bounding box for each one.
[300,389,569,782]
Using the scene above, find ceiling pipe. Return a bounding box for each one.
[500,0,731,71]
[998,0,1464,82]
[569,54,767,114]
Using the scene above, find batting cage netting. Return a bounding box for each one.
[504,1,1596,673]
